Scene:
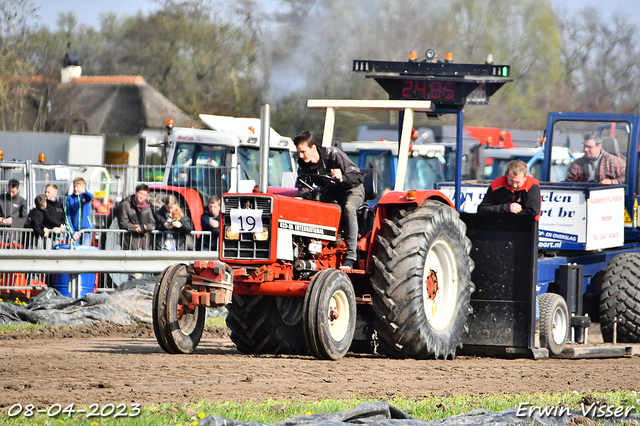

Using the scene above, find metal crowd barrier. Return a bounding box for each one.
[0,227,218,298]
[0,228,216,251]
[3,161,233,228]
[1,160,229,299]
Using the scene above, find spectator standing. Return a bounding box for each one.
[0,179,27,228]
[153,195,192,250]
[25,195,53,247]
[200,195,220,251]
[118,184,156,250]
[65,177,93,245]
[43,184,66,231]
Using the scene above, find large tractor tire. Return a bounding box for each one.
[371,200,475,359]
[302,269,356,360]
[538,293,569,356]
[599,252,640,343]
[226,295,307,355]
[153,263,206,354]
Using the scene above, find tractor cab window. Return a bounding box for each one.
[346,153,359,165]
[364,151,394,202]
[268,148,296,186]
[405,155,446,190]
[238,147,295,187]
[168,143,233,197]
[550,120,630,184]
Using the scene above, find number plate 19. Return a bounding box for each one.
[230,209,264,233]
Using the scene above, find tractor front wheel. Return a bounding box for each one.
[303,269,356,360]
[153,263,206,354]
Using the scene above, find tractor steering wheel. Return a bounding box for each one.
[296,174,340,195]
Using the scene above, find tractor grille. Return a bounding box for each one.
[221,195,272,260]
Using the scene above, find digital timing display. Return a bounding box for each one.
[374,78,490,105]
[400,80,456,101]
[355,59,511,107]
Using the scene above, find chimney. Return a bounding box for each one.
[61,51,82,84]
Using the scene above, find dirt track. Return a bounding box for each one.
[0,323,639,410]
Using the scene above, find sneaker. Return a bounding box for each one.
[340,259,355,270]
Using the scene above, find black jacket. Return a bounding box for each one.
[25,207,48,246]
[477,174,541,218]
[200,211,220,251]
[43,199,66,228]
[153,206,193,250]
[296,146,363,199]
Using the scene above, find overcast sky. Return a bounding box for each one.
[31,0,157,28]
[29,0,640,30]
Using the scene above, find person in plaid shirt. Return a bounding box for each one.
[565,131,626,184]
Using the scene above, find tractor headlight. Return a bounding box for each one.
[225,226,240,240]
[253,230,269,241]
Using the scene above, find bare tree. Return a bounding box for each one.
[560,7,640,113]
[0,0,40,130]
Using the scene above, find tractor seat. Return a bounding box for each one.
[601,137,621,158]
[361,168,378,201]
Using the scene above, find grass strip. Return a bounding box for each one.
[0,390,638,426]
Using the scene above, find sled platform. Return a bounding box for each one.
[554,344,640,359]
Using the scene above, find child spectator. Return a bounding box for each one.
[65,177,93,245]
[25,195,51,247]
[200,195,220,251]
[153,195,192,250]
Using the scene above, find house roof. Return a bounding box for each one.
[47,75,192,135]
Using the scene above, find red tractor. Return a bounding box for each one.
[153,54,513,359]
[152,101,478,360]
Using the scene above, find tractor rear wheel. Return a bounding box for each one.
[303,269,356,360]
[599,253,640,343]
[538,293,569,356]
[153,263,206,354]
[226,295,307,355]
[371,200,474,359]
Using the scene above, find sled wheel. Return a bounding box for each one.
[599,253,640,342]
[303,269,356,360]
[226,295,307,355]
[538,293,569,356]
[153,263,205,354]
[371,200,475,359]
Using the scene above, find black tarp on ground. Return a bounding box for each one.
[0,283,155,326]
[187,402,639,426]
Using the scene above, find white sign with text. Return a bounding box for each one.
[585,187,625,250]
[437,184,625,250]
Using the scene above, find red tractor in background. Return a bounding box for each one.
[153,54,513,359]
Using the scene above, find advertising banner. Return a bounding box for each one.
[437,183,624,251]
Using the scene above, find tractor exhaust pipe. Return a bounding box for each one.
[259,104,271,194]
